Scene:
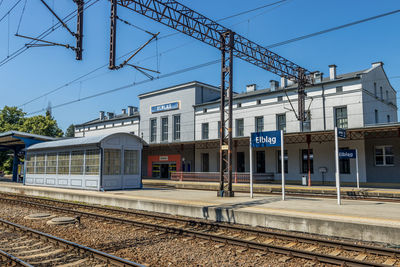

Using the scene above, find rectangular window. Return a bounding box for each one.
[380,86,383,99]
[202,123,209,140]
[255,116,264,132]
[387,115,390,123]
[375,109,379,124]
[236,152,245,172]
[124,150,139,175]
[277,114,286,132]
[335,107,348,129]
[386,90,389,101]
[26,154,35,174]
[375,146,394,166]
[161,117,168,141]
[277,150,288,173]
[237,103,242,108]
[301,149,314,174]
[173,115,181,141]
[35,154,45,174]
[150,118,157,143]
[256,151,265,173]
[70,151,84,175]
[218,121,221,139]
[257,99,261,105]
[85,149,100,175]
[57,152,70,175]
[201,153,209,172]
[374,82,377,96]
[277,96,283,102]
[336,86,343,93]
[104,149,121,175]
[236,118,244,137]
[46,153,57,174]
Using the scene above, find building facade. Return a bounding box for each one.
[74,62,399,184]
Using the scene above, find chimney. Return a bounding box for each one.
[280,76,287,89]
[128,106,134,116]
[314,71,323,83]
[99,111,105,120]
[270,80,279,91]
[329,64,337,80]
[107,112,114,119]
[372,61,383,68]
[246,84,257,92]
[122,109,127,115]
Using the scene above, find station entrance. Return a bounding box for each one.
[148,154,181,179]
[152,162,176,178]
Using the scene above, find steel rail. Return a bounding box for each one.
[0,196,394,266]
[1,193,398,257]
[0,193,400,257]
[0,248,33,267]
[0,217,145,267]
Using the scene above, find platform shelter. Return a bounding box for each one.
[0,131,56,182]
[25,132,144,191]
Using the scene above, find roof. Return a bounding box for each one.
[194,69,368,107]
[0,131,57,150]
[75,112,139,127]
[27,132,144,151]
[138,81,220,99]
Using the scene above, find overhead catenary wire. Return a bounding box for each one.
[17,6,400,114]
[266,9,400,49]
[18,1,290,107]
[16,0,27,34]
[0,0,22,23]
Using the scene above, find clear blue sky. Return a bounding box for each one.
[1,0,399,131]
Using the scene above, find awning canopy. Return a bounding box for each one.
[0,131,56,151]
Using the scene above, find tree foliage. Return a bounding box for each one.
[0,106,64,173]
[65,124,75,137]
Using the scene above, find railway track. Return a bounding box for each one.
[1,193,399,266]
[0,216,144,267]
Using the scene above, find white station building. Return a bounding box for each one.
[75,62,399,185]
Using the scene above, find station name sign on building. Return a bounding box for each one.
[151,101,180,113]
[251,131,281,147]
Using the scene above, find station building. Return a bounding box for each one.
[75,62,399,184]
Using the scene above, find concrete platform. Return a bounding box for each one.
[1,182,400,245]
[143,179,400,199]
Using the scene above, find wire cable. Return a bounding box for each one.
[0,0,22,23]
[266,9,400,49]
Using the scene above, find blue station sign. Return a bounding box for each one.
[251,131,281,148]
[151,101,180,113]
[339,149,357,159]
[337,128,347,139]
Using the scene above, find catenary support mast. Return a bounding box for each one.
[116,0,314,197]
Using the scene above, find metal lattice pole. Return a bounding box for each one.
[218,31,234,197]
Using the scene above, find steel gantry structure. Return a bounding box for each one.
[112,0,314,197]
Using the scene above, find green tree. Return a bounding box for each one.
[65,124,75,137]
[0,106,26,132]
[21,114,63,137]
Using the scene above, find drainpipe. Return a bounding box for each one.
[322,84,326,131]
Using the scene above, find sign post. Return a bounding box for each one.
[280,130,285,201]
[249,136,253,198]
[335,127,346,205]
[250,131,284,200]
[356,149,359,189]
